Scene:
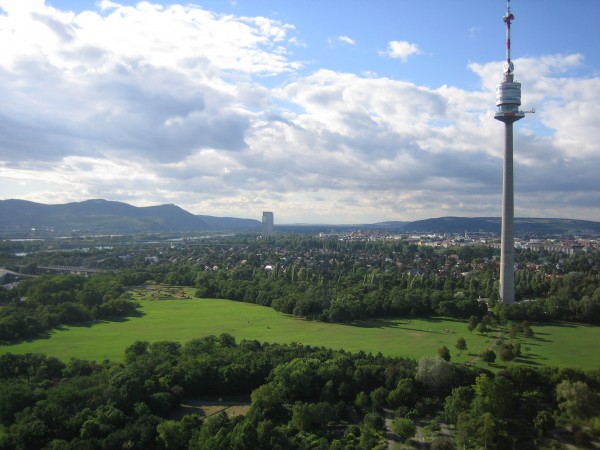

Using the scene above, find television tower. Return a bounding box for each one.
[495,0,524,304]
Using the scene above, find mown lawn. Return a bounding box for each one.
[507,321,600,369]
[1,289,599,368]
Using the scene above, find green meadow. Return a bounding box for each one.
[2,292,599,369]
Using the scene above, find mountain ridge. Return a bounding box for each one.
[0,199,259,235]
[0,199,598,236]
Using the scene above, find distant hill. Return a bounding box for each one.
[401,216,600,235]
[0,199,260,235]
[368,221,409,231]
[1,199,597,236]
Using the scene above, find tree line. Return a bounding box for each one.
[0,274,138,341]
[1,335,599,449]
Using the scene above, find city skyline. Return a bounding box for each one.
[0,0,599,224]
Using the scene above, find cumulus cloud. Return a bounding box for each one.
[0,1,598,222]
[382,40,421,62]
[0,0,296,165]
[338,35,356,45]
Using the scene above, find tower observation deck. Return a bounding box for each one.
[495,0,525,124]
[495,0,525,304]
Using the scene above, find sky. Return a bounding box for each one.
[0,0,599,224]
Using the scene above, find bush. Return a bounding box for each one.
[430,437,455,450]
[573,428,591,447]
[392,417,416,441]
[363,412,384,430]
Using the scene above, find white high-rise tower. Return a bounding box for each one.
[494,0,524,304]
[262,212,274,237]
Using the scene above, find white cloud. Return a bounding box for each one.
[382,40,420,62]
[470,54,600,158]
[468,26,480,38]
[338,35,356,45]
[0,1,597,223]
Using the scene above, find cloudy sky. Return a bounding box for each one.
[1,0,599,224]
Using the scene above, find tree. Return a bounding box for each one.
[229,419,259,450]
[290,402,336,431]
[354,391,370,411]
[0,380,37,424]
[533,410,555,437]
[250,383,286,419]
[218,333,236,348]
[392,417,416,441]
[438,346,451,362]
[455,338,467,356]
[467,315,479,333]
[415,357,456,395]
[124,340,148,364]
[363,411,384,430]
[156,420,186,449]
[369,387,388,411]
[387,378,415,409]
[523,325,534,337]
[476,412,496,449]
[556,380,600,420]
[430,437,455,450]
[499,344,515,366]
[512,342,521,357]
[457,409,497,450]
[481,350,496,366]
[471,374,516,420]
[190,411,231,450]
[443,386,473,423]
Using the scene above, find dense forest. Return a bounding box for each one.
[1,336,599,449]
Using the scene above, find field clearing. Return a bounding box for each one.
[175,399,251,419]
[1,287,599,369]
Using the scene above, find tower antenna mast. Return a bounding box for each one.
[504,0,515,80]
[495,0,524,304]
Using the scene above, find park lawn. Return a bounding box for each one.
[1,297,493,363]
[1,293,599,369]
[510,321,600,369]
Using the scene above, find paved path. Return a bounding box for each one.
[439,417,453,440]
[413,419,428,449]
[383,409,396,450]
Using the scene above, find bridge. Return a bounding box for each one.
[35,265,116,275]
[0,268,38,282]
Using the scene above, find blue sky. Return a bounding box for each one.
[0,0,599,223]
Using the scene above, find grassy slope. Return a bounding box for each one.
[1,295,599,368]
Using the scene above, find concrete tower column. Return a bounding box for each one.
[494,0,525,304]
[499,121,515,303]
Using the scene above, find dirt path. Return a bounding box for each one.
[413,418,428,449]
[383,409,397,450]
[439,419,452,440]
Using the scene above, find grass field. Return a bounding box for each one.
[1,286,599,369]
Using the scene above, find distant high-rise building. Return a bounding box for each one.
[495,0,525,304]
[262,212,274,236]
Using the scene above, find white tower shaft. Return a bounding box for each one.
[500,123,515,303]
[494,0,524,304]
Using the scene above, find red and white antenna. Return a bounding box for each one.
[503,0,515,79]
